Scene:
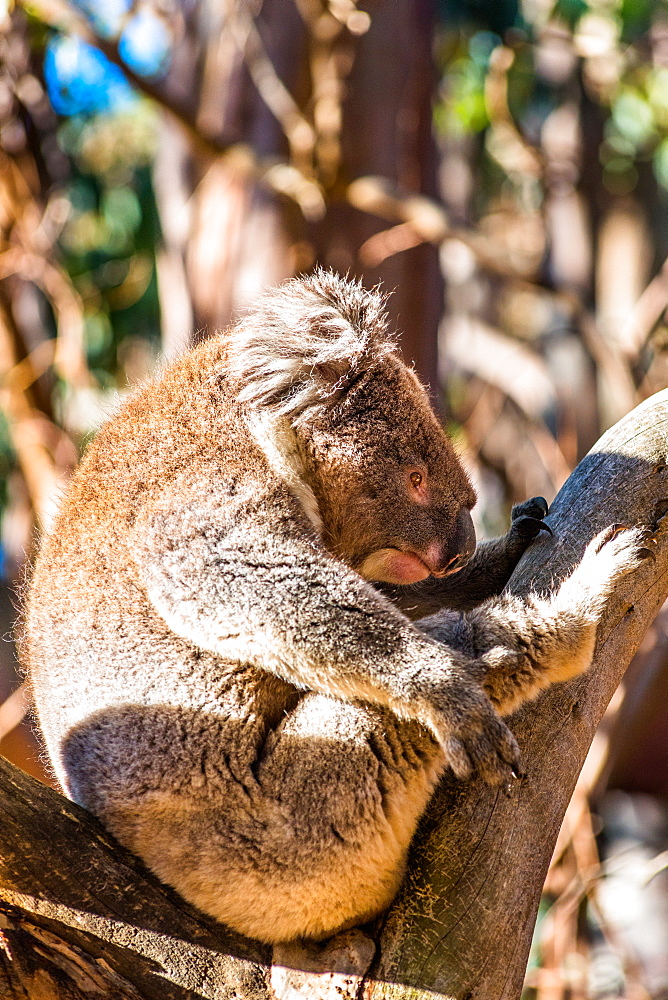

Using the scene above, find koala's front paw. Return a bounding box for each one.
[508,496,552,554]
[425,680,521,786]
[512,496,549,522]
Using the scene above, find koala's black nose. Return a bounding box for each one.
[454,507,476,562]
[429,508,476,576]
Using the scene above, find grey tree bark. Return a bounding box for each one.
[2,389,668,1000]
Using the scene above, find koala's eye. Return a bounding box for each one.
[406,468,429,504]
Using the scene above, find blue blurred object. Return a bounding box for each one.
[119,9,172,79]
[44,34,135,116]
[44,1,172,117]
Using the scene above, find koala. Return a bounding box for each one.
[24,270,646,945]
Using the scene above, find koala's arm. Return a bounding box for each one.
[134,488,519,783]
[417,525,647,716]
[380,497,551,619]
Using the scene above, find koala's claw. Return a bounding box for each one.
[512,496,549,522]
[637,522,663,562]
[593,523,629,552]
[509,498,552,549]
[514,515,553,539]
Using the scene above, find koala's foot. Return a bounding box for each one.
[422,676,521,785]
[572,524,652,600]
[271,930,376,1000]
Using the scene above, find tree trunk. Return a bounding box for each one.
[0,755,270,999]
[3,389,668,999]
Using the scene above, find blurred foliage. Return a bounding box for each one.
[435,0,668,201]
[40,25,163,392]
[56,119,161,384]
[0,0,167,580]
[44,34,133,114]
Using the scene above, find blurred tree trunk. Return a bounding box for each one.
[154,0,442,390]
[3,390,668,999]
[312,0,442,387]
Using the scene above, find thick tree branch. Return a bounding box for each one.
[0,757,270,998]
[2,390,668,999]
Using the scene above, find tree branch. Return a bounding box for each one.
[15,0,327,222]
[0,756,270,998]
[2,390,668,998]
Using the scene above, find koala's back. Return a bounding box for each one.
[27,336,289,782]
[43,336,258,540]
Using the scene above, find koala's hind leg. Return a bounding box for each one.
[419,526,649,716]
[97,694,444,945]
[226,694,443,942]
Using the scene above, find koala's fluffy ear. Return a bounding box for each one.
[227,268,397,418]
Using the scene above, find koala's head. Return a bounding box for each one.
[228,269,476,586]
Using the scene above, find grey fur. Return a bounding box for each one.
[24,272,646,944]
[227,269,395,417]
